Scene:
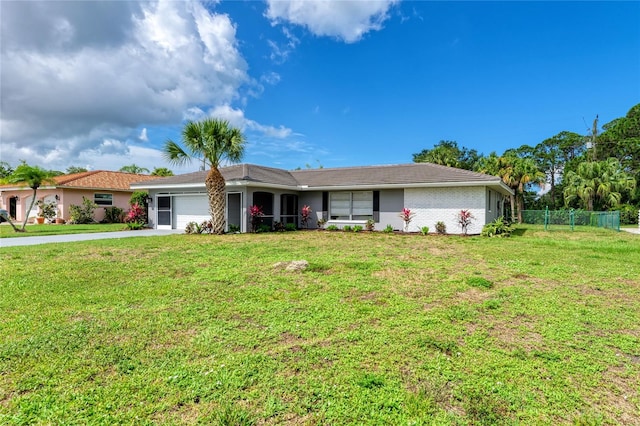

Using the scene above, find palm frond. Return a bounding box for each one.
[163,140,192,166]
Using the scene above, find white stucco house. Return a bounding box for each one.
[131,163,513,234]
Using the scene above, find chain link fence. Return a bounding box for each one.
[521,209,620,231]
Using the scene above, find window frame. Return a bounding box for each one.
[94,193,113,206]
[329,191,373,221]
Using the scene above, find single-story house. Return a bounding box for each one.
[131,163,513,234]
[0,171,158,223]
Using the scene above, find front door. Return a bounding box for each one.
[157,196,172,229]
[227,192,242,232]
[9,197,17,219]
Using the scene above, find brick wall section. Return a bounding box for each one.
[404,187,487,234]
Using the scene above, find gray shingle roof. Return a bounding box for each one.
[133,163,508,192]
[290,163,502,187]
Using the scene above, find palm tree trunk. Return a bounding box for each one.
[509,194,516,223]
[4,215,24,232]
[21,188,38,231]
[205,167,226,234]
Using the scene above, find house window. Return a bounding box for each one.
[94,193,113,206]
[487,190,492,212]
[330,191,373,220]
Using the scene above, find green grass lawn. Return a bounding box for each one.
[1,226,638,424]
[0,223,126,238]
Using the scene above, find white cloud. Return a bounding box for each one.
[208,105,293,139]
[139,128,149,142]
[260,72,281,85]
[0,0,249,171]
[265,0,399,43]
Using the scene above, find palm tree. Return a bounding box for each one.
[478,153,544,223]
[7,163,56,232]
[164,118,245,234]
[119,164,150,174]
[564,158,636,210]
[511,157,546,223]
[151,167,174,177]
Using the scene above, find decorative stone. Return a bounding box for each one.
[272,260,309,272]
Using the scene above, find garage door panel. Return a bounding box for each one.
[174,195,210,229]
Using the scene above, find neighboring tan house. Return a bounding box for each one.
[131,163,513,234]
[0,171,158,223]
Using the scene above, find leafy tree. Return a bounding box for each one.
[119,164,150,174]
[534,131,584,208]
[413,140,480,170]
[564,158,636,211]
[6,163,56,232]
[598,104,640,184]
[151,167,174,177]
[0,161,14,179]
[66,166,88,174]
[164,118,246,234]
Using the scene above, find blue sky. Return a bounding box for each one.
[1,1,638,174]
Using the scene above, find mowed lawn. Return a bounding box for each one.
[1,227,638,425]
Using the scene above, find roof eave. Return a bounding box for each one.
[133,179,514,195]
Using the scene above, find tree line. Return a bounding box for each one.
[412,103,639,223]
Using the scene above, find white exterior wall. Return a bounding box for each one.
[405,186,487,234]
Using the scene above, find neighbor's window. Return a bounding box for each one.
[94,193,113,206]
[329,191,373,220]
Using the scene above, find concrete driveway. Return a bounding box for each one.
[622,227,640,235]
[0,229,184,248]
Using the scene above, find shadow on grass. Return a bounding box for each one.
[512,228,528,236]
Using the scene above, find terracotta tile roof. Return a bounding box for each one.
[54,171,158,190]
[1,171,158,191]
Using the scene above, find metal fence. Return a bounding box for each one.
[521,208,620,231]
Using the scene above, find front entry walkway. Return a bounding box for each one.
[0,229,183,248]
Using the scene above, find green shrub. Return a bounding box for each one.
[435,221,446,234]
[103,206,124,223]
[185,221,202,234]
[130,191,148,209]
[228,224,240,233]
[326,224,339,231]
[420,226,429,235]
[285,223,297,231]
[365,219,375,231]
[125,222,145,230]
[257,224,271,233]
[353,225,363,233]
[69,197,98,224]
[481,217,514,238]
[383,224,394,233]
[617,204,639,225]
[343,225,352,232]
[36,200,57,221]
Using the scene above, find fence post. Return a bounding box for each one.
[570,209,575,231]
[544,206,549,231]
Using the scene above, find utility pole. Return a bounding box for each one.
[591,115,599,161]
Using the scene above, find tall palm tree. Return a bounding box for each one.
[564,158,636,211]
[164,118,246,234]
[7,163,56,232]
[478,153,544,223]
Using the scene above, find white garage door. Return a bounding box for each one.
[174,195,210,230]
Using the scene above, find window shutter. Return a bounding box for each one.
[373,191,380,222]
